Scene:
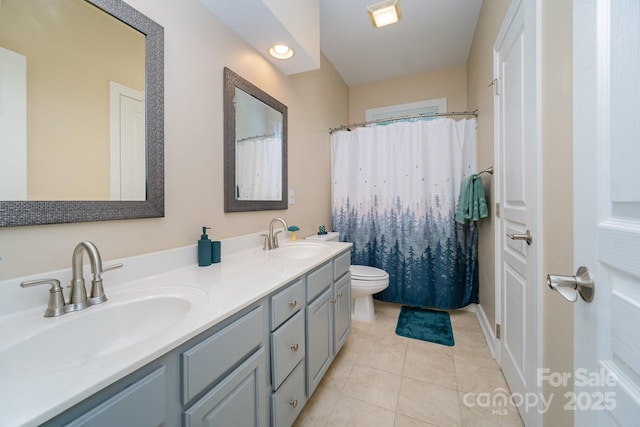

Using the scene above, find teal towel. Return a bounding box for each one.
[455,174,489,224]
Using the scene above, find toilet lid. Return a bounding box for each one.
[350,265,389,280]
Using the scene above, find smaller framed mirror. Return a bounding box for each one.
[224,67,287,212]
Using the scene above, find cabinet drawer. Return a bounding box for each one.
[182,305,264,404]
[271,278,304,330]
[66,367,167,427]
[271,310,305,390]
[306,262,332,302]
[271,361,306,427]
[184,348,266,427]
[333,250,351,280]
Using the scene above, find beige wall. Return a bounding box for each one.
[348,65,467,123]
[541,0,574,424]
[468,0,575,425]
[0,0,348,280]
[466,0,511,339]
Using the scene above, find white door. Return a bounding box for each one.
[109,81,145,201]
[573,0,640,425]
[494,0,541,425]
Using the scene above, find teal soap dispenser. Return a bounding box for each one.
[198,226,212,267]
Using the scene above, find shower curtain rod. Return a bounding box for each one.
[328,110,478,134]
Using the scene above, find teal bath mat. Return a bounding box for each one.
[395,306,455,346]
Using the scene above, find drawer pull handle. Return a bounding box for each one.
[330,298,337,304]
[290,399,298,409]
[337,292,343,298]
[288,300,297,308]
[290,343,299,352]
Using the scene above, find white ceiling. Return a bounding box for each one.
[321,0,483,86]
[202,0,483,87]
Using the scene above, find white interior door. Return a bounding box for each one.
[494,0,541,425]
[573,0,640,425]
[110,81,145,201]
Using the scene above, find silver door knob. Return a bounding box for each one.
[507,229,532,245]
[547,266,594,303]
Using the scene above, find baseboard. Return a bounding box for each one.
[475,303,497,359]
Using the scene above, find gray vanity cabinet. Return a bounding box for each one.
[334,272,352,352]
[183,348,266,426]
[182,305,267,427]
[269,278,306,426]
[61,366,168,427]
[306,251,352,396]
[39,249,351,427]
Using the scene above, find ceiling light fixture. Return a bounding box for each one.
[367,0,402,28]
[269,44,294,60]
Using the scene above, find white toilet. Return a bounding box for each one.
[307,232,389,321]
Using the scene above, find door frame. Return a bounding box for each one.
[493,0,544,423]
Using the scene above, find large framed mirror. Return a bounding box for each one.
[224,67,287,212]
[0,0,164,227]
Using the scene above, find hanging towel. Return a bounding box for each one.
[455,174,489,224]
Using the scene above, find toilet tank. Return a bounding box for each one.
[306,231,340,242]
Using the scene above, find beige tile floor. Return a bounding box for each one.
[294,300,524,427]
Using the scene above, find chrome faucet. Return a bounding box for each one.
[20,241,122,317]
[265,217,288,250]
[68,241,122,311]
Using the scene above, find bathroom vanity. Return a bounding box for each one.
[0,233,351,426]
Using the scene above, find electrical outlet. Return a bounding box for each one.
[288,189,295,205]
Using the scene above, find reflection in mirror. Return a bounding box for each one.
[224,68,287,212]
[235,87,283,201]
[0,0,164,227]
[0,0,145,201]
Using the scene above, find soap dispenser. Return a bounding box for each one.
[198,227,212,267]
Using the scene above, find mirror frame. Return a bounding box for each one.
[0,0,164,227]
[224,67,288,212]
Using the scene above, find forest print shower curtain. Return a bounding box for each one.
[331,118,479,309]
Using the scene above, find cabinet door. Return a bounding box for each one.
[183,348,266,427]
[334,273,351,353]
[305,288,333,396]
[65,367,167,427]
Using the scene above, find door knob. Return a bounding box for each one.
[507,229,532,245]
[547,266,594,303]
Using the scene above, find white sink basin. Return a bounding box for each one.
[0,286,206,379]
[268,242,330,260]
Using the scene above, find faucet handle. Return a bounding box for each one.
[102,263,123,274]
[20,278,66,317]
[261,234,269,251]
[89,263,123,305]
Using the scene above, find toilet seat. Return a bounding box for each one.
[350,265,389,281]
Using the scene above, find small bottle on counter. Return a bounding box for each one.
[198,226,212,267]
[211,240,221,264]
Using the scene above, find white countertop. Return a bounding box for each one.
[0,232,351,426]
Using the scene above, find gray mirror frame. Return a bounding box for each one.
[224,67,288,212]
[0,0,164,227]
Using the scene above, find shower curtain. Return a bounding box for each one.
[331,118,479,309]
[236,137,282,200]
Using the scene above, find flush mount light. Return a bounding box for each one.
[269,44,294,60]
[367,0,402,28]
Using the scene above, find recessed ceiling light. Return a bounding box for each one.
[269,44,294,60]
[367,0,402,28]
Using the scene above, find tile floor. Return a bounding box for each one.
[294,300,524,427]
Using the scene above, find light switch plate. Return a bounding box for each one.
[288,189,295,205]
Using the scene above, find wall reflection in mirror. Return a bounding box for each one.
[224,67,287,212]
[0,0,146,201]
